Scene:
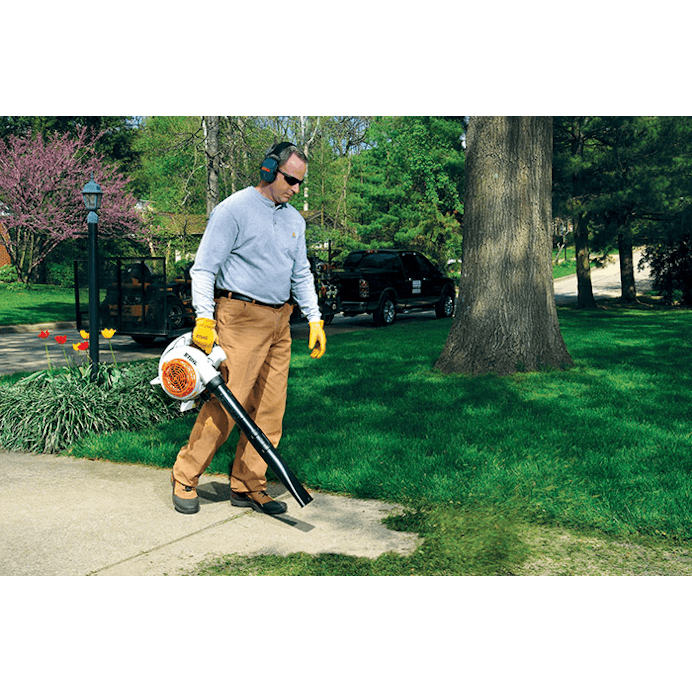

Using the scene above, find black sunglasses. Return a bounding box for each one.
[278,169,304,187]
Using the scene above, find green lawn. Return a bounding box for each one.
[58,303,692,574]
[0,284,83,325]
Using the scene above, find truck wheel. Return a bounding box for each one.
[373,293,396,327]
[435,287,455,318]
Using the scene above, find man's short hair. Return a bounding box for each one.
[276,143,308,166]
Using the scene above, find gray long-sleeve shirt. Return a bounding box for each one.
[190,186,321,322]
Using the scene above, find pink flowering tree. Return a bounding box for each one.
[0,128,149,285]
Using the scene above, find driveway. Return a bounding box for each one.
[554,251,653,305]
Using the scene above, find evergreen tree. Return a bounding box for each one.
[553,116,692,304]
[348,116,465,266]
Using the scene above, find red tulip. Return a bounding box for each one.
[39,330,49,338]
[55,335,67,345]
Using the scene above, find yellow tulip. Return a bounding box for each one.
[101,328,116,339]
[80,330,90,340]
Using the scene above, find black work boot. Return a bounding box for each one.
[230,489,287,515]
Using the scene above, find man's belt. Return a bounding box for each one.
[223,291,286,310]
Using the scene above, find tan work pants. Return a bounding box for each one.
[173,298,293,494]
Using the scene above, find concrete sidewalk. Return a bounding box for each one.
[0,318,420,576]
[0,452,419,576]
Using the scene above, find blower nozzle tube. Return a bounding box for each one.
[205,375,313,508]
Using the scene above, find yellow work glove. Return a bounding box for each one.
[192,317,217,354]
[308,320,326,359]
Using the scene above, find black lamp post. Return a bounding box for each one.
[82,173,103,382]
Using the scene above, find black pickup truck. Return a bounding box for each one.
[337,249,456,326]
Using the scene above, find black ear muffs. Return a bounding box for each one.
[260,141,295,183]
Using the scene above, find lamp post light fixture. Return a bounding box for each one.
[82,173,103,213]
[82,173,103,382]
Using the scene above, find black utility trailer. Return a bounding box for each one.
[309,255,341,324]
[74,257,195,344]
[289,251,342,325]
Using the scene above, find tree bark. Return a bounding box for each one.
[574,214,597,309]
[203,116,220,216]
[618,231,637,302]
[435,116,573,376]
[299,116,319,212]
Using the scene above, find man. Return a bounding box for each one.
[171,141,326,515]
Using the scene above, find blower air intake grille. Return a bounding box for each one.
[161,358,198,399]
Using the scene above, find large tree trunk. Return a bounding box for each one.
[618,231,637,302]
[574,214,597,309]
[435,116,573,376]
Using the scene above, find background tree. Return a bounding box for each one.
[203,116,220,215]
[637,117,692,303]
[134,116,206,214]
[130,116,463,268]
[589,116,665,302]
[347,116,465,266]
[286,117,372,259]
[552,116,603,308]
[218,116,254,195]
[436,116,573,376]
[133,116,207,265]
[0,116,141,183]
[552,116,692,306]
[0,128,145,285]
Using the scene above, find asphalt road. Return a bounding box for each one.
[0,311,420,377]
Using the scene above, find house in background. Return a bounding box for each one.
[0,221,10,268]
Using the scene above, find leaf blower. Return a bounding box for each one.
[151,333,313,508]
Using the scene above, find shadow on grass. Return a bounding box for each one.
[281,310,692,539]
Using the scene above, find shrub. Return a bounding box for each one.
[0,264,19,284]
[46,262,75,288]
[641,237,692,304]
[172,259,194,281]
[0,361,182,454]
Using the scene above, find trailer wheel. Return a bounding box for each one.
[132,335,157,345]
[166,297,186,330]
